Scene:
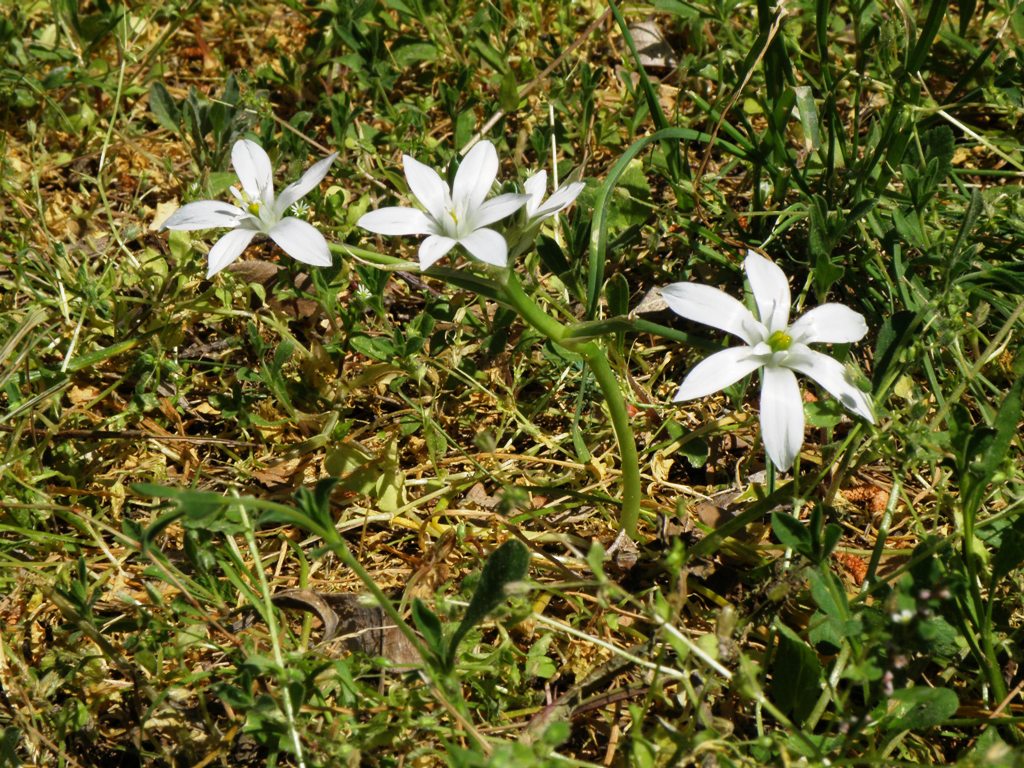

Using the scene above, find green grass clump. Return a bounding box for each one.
[2,0,1024,765]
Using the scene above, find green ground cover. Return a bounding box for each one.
[1,0,1024,765]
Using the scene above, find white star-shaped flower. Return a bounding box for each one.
[665,250,875,471]
[161,139,337,277]
[356,140,528,270]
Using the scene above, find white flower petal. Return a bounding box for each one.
[474,193,529,228]
[232,139,275,204]
[744,251,790,332]
[161,200,245,231]
[206,229,257,277]
[458,227,508,267]
[785,345,875,423]
[268,217,332,267]
[673,346,763,401]
[661,283,766,345]
[452,140,498,215]
[530,181,586,221]
[275,152,337,215]
[404,154,451,221]
[760,365,804,471]
[358,207,436,236]
[789,303,868,345]
[524,170,547,216]
[419,235,458,270]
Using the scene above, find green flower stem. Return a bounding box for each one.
[330,242,410,267]
[494,269,568,344]
[577,341,643,538]
[497,271,643,539]
[561,316,633,340]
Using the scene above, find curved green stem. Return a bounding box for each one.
[497,271,642,538]
[495,269,568,343]
[577,342,643,538]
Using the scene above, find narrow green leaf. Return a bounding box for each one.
[906,0,950,74]
[872,311,919,389]
[412,598,445,660]
[961,377,1023,519]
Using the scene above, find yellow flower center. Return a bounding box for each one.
[248,201,261,216]
[768,330,792,353]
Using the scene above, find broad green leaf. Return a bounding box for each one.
[447,540,530,668]
[771,622,823,722]
[886,686,959,731]
[808,568,849,621]
[149,81,180,132]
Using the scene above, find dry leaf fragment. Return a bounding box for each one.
[631,286,668,315]
[464,482,501,509]
[68,384,102,405]
[149,200,179,231]
[251,457,307,488]
[650,450,674,482]
[226,260,282,284]
[842,484,889,514]
[235,589,422,667]
[627,20,679,70]
[834,552,868,585]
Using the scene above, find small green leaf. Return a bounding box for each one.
[872,311,918,389]
[393,41,438,67]
[772,512,813,560]
[149,81,180,132]
[991,515,1024,584]
[498,70,519,112]
[606,272,630,318]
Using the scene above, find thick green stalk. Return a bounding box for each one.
[577,342,643,538]
[495,270,568,343]
[497,271,642,538]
